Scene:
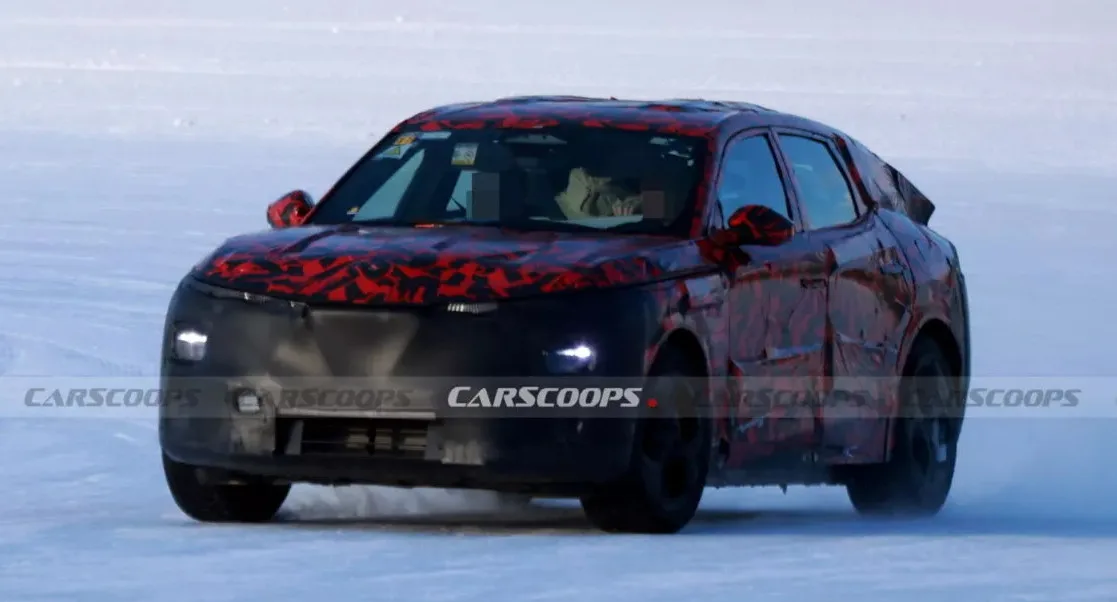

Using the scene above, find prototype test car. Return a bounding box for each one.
[159,96,970,534]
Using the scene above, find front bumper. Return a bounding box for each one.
[158,278,652,493]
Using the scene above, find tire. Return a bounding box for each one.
[162,452,290,523]
[845,337,961,517]
[580,349,712,534]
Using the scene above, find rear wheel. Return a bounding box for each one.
[845,337,961,516]
[162,453,290,523]
[580,350,711,534]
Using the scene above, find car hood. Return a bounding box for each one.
[191,224,714,305]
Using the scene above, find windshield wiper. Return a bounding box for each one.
[345,217,415,226]
[463,219,605,233]
[343,217,613,234]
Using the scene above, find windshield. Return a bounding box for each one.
[308,126,707,236]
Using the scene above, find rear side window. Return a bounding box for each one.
[777,135,858,229]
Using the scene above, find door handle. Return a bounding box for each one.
[800,276,826,289]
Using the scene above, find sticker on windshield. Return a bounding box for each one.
[419,131,452,140]
[375,146,406,159]
[374,134,419,160]
[451,143,478,166]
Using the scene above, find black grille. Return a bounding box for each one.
[196,296,539,378]
[184,280,575,379]
[303,306,538,377]
[279,418,430,459]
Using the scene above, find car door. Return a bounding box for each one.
[716,129,829,467]
[772,129,913,463]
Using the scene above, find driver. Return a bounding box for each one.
[555,167,642,218]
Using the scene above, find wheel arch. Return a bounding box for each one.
[883,317,965,460]
[649,326,728,475]
[652,327,710,377]
[911,318,963,379]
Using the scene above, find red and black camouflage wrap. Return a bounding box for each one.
[265,190,313,229]
[195,226,716,305]
[392,96,737,138]
[165,96,969,491]
[631,112,966,474]
[725,204,795,246]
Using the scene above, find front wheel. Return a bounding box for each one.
[844,337,961,517]
[162,453,290,523]
[580,350,711,534]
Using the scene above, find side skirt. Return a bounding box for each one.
[706,450,838,488]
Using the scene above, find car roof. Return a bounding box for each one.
[397,95,802,138]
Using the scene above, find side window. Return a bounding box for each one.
[716,134,791,221]
[446,170,474,215]
[777,135,857,229]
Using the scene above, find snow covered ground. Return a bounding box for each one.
[2,0,1117,600]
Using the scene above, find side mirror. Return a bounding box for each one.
[713,204,795,247]
[266,190,314,229]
